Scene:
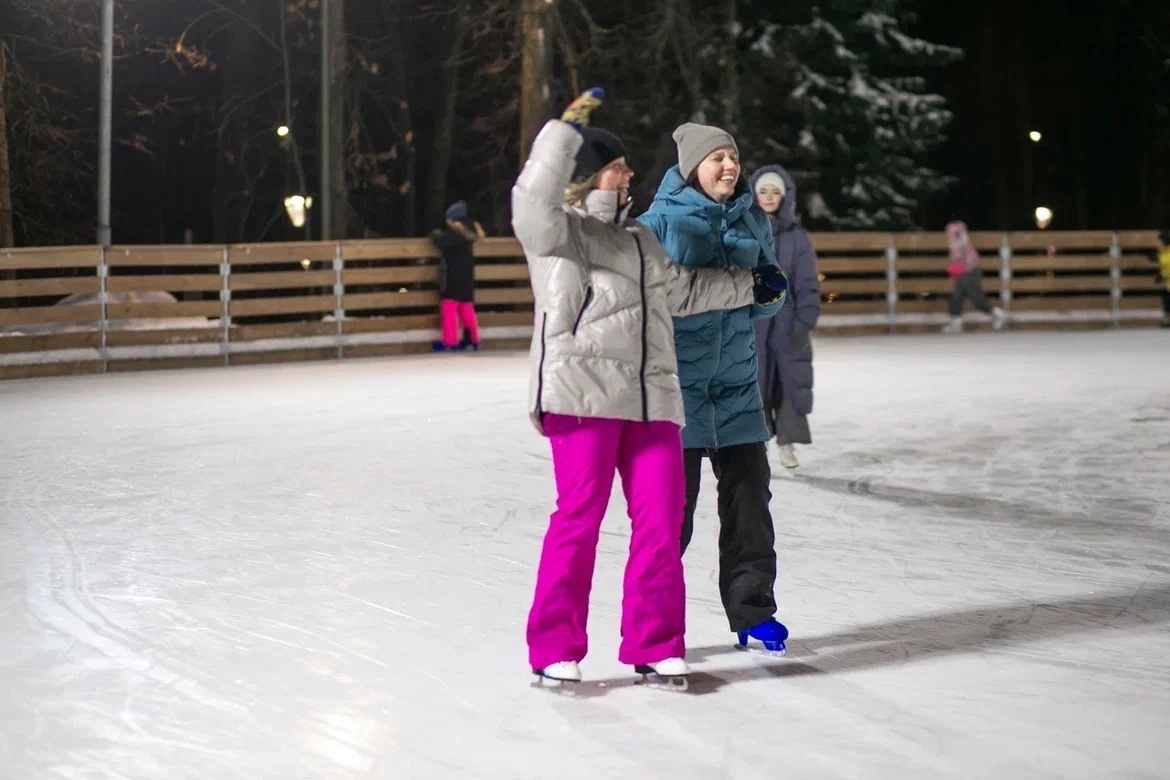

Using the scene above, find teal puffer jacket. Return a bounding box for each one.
[638,167,784,449]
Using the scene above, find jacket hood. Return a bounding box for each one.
[649,166,755,223]
[750,164,797,231]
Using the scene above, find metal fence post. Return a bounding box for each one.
[333,241,345,359]
[886,235,898,333]
[220,246,231,365]
[1109,232,1122,328]
[999,233,1013,316]
[98,245,109,372]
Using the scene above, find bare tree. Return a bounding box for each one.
[278,0,310,238]
[432,0,521,234]
[721,0,739,132]
[0,42,13,249]
[163,0,326,241]
[321,0,348,238]
[519,0,550,159]
[0,0,163,245]
[422,0,472,230]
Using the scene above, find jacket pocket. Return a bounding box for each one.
[571,285,593,336]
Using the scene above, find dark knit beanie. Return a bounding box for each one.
[572,128,627,182]
[445,201,469,222]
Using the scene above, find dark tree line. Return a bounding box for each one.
[1,0,1167,247]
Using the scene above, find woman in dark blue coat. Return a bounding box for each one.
[750,165,821,470]
[639,124,790,654]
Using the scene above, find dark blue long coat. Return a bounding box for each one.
[750,165,821,436]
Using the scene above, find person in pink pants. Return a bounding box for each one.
[430,201,483,351]
[512,88,788,686]
[529,414,687,673]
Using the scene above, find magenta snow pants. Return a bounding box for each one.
[527,413,687,670]
[440,299,479,348]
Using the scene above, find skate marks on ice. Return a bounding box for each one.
[790,474,1163,541]
[683,581,1170,681]
[531,669,755,699]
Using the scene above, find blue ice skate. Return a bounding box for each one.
[735,619,788,655]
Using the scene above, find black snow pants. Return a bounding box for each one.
[681,443,777,632]
[948,270,994,317]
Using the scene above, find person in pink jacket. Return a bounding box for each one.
[512,88,787,690]
[943,220,1008,333]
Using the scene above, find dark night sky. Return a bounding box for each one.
[85,0,1169,243]
[911,0,1167,231]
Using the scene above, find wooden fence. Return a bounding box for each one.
[1,230,1163,380]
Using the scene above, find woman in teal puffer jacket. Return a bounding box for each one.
[638,122,791,655]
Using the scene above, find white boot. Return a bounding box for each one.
[942,317,963,334]
[536,660,581,682]
[634,657,690,691]
[644,657,689,677]
[991,307,1008,330]
[777,443,799,469]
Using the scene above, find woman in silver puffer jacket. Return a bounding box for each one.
[513,88,787,688]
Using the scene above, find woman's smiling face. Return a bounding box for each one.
[696,147,741,203]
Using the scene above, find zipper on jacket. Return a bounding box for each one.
[632,233,650,422]
[535,312,548,417]
[709,214,734,447]
[710,313,721,448]
[570,285,593,336]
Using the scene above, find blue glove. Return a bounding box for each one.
[561,87,606,131]
[752,264,788,305]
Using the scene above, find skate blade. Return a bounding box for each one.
[531,674,580,696]
[734,642,787,658]
[635,673,690,692]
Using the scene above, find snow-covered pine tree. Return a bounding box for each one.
[743,1,961,230]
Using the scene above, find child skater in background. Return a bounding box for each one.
[1152,229,1170,328]
[942,220,1008,333]
[429,201,483,351]
[512,87,788,690]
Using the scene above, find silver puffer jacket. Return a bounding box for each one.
[512,120,758,434]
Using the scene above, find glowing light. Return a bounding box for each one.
[277,125,291,137]
[1028,130,1041,142]
[283,195,313,228]
[1034,206,1053,229]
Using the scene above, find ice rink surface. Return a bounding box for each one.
[2,329,1168,779]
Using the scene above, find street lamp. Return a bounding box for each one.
[283,195,313,228]
[1034,206,1053,229]
[1028,130,1042,143]
[277,125,290,137]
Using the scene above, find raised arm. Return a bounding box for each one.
[510,119,582,260]
[511,88,606,260]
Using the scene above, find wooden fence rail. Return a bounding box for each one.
[1,230,1163,380]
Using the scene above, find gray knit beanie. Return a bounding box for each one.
[672,122,739,181]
